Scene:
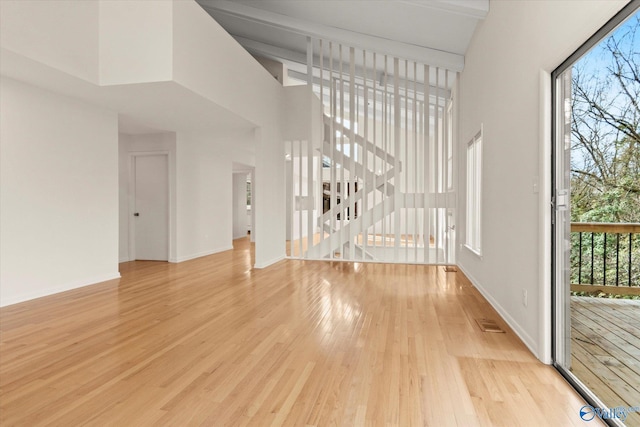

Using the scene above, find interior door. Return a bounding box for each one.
[133,154,168,261]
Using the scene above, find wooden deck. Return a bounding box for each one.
[571,296,640,425]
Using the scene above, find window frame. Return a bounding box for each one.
[465,127,483,256]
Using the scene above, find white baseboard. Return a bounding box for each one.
[457,263,539,359]
[253,254,286,269]
[119,257,131,263]
[0,272,121,308]
[173,246,233,263]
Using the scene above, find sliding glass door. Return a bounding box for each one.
[552,2,640,425]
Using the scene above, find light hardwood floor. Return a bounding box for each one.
[0,238,600,426]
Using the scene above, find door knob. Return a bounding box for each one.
[133,213,140,217]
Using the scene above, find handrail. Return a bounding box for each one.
[571,222,640,233]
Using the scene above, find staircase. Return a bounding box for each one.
[286,40,456,264]
[305,114,401,260]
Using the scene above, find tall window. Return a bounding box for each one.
[466,129,482,255]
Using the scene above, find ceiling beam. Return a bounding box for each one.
[287,70,451,100]
[199,0,465,72]
[234,35,379,81]
[234,36,307,67]
[398,0,489,20]
[235,35,454,96]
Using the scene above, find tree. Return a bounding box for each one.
[570,14,640,289]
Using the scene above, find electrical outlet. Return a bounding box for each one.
[522,289,528,307]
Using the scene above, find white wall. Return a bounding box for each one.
[175,132,233,262]
[172,1,283,126]
[120,130,251,263]
[0,0,301,308]
[253,126,286,267]
[0,0,100,83]
[0,77,119,306]
[232,173,249,239]
[457,0,627,360]
[99,0,173,85]
[228,128,258,168]
[171,0,286,268]
[3,0,290,270]
[284,85,324,150]
[118,134,133,262]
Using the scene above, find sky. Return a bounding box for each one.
[569,9,639,170]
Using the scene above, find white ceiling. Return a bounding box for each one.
[3,1,488,136]
[197,0,488,74]
[0,48,256,136]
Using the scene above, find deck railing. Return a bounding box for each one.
[571,223,640,295]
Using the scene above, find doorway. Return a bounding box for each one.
[232,171,252,240]
[552,3,640,425]
[130,154,169,261]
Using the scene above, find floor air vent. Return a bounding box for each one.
[476,318,505,333]
[443,266,458,272]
